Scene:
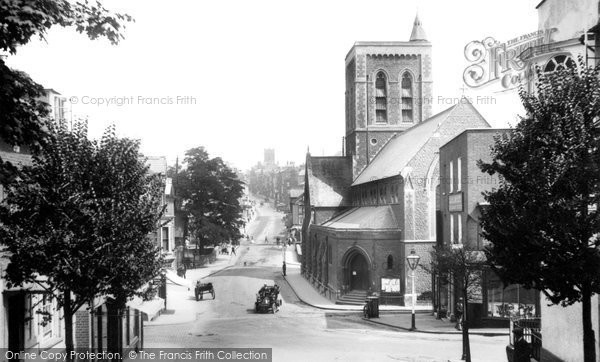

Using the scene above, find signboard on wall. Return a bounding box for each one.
[449,192,463,212]
[467,271,483,304]
[381,278,400,293]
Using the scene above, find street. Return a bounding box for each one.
[144,200,507,362]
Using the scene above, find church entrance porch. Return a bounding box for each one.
[349,253,369,291]
[341,248,372,293]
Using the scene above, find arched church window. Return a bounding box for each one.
[375,72,388,123]
[387,255,393,270]
[401,73,413,123]
[544,55,576,73]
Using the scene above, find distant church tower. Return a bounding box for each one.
[345,14,433,179]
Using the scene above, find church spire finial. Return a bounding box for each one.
[409,12,428,42]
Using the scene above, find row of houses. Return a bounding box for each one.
[296,1,600,361]
[0,90,175,355]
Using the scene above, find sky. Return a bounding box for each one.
[6,0,541,171]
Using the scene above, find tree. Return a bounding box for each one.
[0,121,164,358]
[479,59,600,362]
[423,244,486,362]
[0,0,133,185]
[176,147,245,256]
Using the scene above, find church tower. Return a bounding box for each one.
[345,13,433,179]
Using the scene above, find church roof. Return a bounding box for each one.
[306,156,352,208]
[352,99,490,186]
[321,206,401,230]
[409,14,428,42]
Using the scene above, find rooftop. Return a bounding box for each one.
[352,99,491,186]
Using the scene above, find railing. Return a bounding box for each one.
[509,316,541,361]
[379,295,404,306]
[304,272,341,300]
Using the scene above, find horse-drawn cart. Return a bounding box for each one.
[195,281,215,301]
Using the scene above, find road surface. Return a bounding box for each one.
[145,198,507,362]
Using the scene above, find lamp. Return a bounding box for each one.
[406,249,420,330]
[406,249,421,270]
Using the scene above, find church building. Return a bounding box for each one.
[302,15,491,305]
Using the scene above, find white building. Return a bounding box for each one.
[520,1,600,361]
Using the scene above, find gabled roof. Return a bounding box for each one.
[321,206,401,230]
[353,106,454,186]
[306,156,352,207]
[352,99,490,186]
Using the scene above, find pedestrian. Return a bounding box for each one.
[231,246,236,256]
[455,297,464,330]
[282,261,286,276]
[265,236,268,243]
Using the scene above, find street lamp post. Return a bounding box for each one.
[406,249,421,331]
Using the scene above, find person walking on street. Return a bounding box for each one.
[282,261,286,276]
[455,297,464,330]
[231,245,236,256]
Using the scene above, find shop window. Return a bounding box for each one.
[486,271,537,318]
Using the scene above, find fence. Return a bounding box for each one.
[509,316,541,361]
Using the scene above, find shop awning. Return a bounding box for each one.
[126,296,164,321]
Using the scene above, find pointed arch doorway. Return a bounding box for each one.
[343,248,371,292]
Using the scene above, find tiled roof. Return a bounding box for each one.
[306,156,352,207]
[352,100,490,186]
[321,206,401,230]
[353,106,456,186]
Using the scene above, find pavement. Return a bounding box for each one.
[282,248,509,337]
[147,196,509,337]
[145,246,244,326]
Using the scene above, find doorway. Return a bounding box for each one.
[349,253,369,291]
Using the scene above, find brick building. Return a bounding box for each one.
[436,129,540,328]
[0,89,161,355]
[302,15,492,305]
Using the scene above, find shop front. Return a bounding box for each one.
[484,270,538,320]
